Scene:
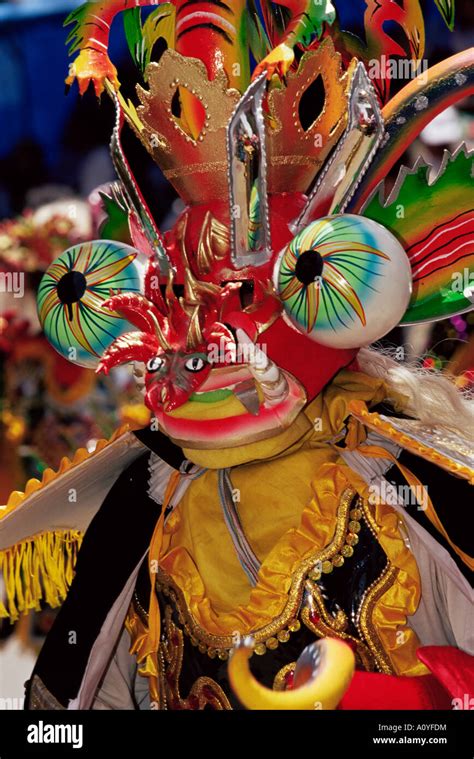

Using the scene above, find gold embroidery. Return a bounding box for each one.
[301,587,376,673]
[157,647,168,710]
[301,495,405,674]
[28,675,65,710]
[161,606,232,710]
[156,488,357,654]
[361,497,380,537]
[133,591,149,625]
[357,564,399,675]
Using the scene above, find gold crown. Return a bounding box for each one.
[126,40,354,205]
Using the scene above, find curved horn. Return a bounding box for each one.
[235,328,288,406]
[103,292,171,350]
[228,637,355,710]
[186,305,204,350]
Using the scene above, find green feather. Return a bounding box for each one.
[123,7,144,71]
[63,2,89,55]
[122,5,175,76]
[433,0,455,31]
[247,0,272,62]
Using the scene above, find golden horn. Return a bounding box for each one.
[148,309,171,351]
[184,268,200,305]
[165,267,176,307]
[186,306,203,350]
[184,267,221,306]
[228,637,355,710]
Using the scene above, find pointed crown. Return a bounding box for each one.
[126,40,354,205]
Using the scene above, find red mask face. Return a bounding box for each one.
[165,195,359,403]
[144,350,212,412]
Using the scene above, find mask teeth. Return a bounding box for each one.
[233,378,260,416]
[259,375,289,406]
[235,328,288,407]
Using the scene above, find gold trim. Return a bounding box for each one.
[301,590,376,673]
[2,424,130,518]
[161,605,232,710]
[357,564,399,675]
[163,160,228,179]
[348,401,474,483]
[132,591,149,626]
[361,496,380,537]
[155,488,356,652]
[157,647,168,710]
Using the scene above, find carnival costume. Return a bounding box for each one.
[0,0,473,710]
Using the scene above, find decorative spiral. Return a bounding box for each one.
[275,215,412,348]
[37,240,145,368]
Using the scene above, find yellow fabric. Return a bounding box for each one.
[149,370,425,675]
[0,425,130,621]
[182,410,313,469]
[338,461,428,676]
[146,469,181,659]
[182,368,401,469]
[125,606,160,704]
[161,457,342,621]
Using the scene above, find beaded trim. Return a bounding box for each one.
[155,488,357,657]
[160,605,232,710]
[356,564,400,674]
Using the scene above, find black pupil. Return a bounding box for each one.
[57,271,87,304]
[294,250,324,286]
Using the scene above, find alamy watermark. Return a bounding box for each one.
[368,480,428,511]
[27,720,83,749]
[207,338,268,368]
[0,271,24,299]
[367,56,428,84]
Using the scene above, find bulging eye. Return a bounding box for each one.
[147,356,164,373]
[185,356,207,372]
[274,214,412,349]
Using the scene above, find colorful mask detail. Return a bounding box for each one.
[275,215,412,348]
[37,241,146,368]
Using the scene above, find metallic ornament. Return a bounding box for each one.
[227,72,271,269]
[291,63,385,232]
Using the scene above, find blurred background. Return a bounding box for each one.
[0,0,472,704]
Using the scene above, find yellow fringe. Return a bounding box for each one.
[0,425,131,622]
[0,529,83,621]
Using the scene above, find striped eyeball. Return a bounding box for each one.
[37,240,146,368]
[274,215,412,348]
